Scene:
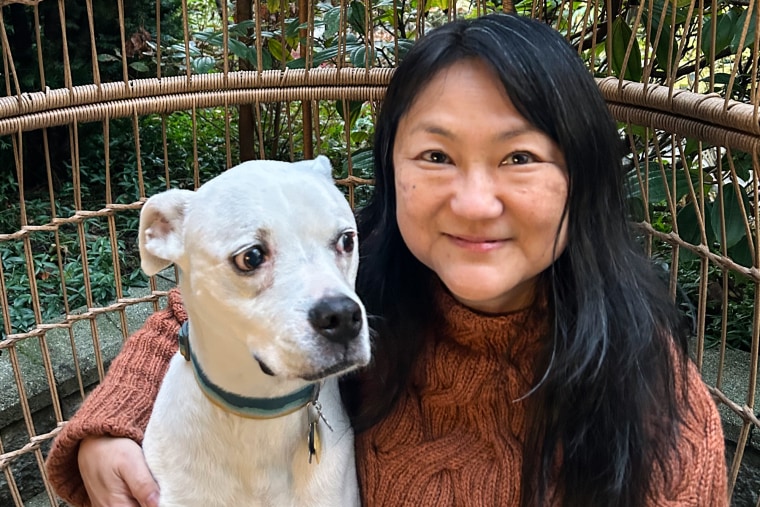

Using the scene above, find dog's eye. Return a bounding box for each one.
[233,246,266,272]
[337,231,355,254]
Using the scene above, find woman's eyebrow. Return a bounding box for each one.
[495,125,540,141]
[411,122,538,141]
[408,123,454,138]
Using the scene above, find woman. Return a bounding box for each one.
[46,13,727,506]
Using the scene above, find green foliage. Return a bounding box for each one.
[2,0,184,90]
[1,226,122,333]
[675,259,755,351]
[0,106,234,335]
[609,17,642,82]
[626,135,755,350]
[552,0,758,100]
[617,0,754,349]
[2,0,756,351]
[285,1,415,69]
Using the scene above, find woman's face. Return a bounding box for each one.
[393,59,569,313]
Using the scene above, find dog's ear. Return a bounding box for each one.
[311,155,334,181]
[138,189,195,276]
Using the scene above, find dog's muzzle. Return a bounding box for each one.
[308,295,363,345]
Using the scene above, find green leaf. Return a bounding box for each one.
[609,17,642,82]
[241,46,273,69]
[97,53,120,62]
[336,100,364,130]
[683,138,700,157]
[627,164,692,204]
[654,23,677,73]
[191,56,216,74]
[285,17,302,39]
[728,235,754,268]
[260,48,274,70]
[395,39,415,62]
[732,153,752,182]
[350,45,370,67]
[228,38,253,61]
[193,28,222,44]
[129,61,150,73]
[313,45,340,64]
[426,0,448,10]
[677,202,711,247]
[701,11,739,59]
[342,148,374,177]
[645,0,691,35]
[710,184,749,249]
[268,38,287,63]
[350,130,370,144]
[624,124,650,140]
[228,20,256,37]
[708,72,733,85]
[348,0,366,35]
[288,42,366,69]
[324,7,342,39]
[730,7,757,53]
[286,57,306,69]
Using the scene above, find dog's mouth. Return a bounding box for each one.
[254,348,367,381]
[299,359,360,381]
[254,355,276,377]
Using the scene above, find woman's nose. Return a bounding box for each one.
[450,169,503,220]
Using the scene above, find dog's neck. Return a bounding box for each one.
[178,321,319,418]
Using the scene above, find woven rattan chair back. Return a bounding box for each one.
[0,1,757,504]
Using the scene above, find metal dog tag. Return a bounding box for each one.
[306,389,331,465]
[308,419,321,464]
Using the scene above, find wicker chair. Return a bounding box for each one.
[0,0,756,504]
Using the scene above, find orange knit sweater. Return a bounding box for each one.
[45,288,728,506]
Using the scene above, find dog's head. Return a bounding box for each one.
[138,156,370,381]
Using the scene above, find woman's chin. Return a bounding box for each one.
[439,274,536,314]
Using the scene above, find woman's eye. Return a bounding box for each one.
[337,231,356,254]
[421,151,451,164]
[232,246,267,272]
[502,152,536,165]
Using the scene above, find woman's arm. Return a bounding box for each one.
[45,289,186,507]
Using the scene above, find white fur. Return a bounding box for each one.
[140,156,369,507]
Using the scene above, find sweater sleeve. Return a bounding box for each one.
[44,289,186,507]
[683,364,728,506]
[650,361,728,506]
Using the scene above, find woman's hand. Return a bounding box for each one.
[78,436,160,507]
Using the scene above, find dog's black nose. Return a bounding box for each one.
[308,296,363,345]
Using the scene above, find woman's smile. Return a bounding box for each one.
[445,234,509,253]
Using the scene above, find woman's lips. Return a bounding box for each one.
[446,234,508,252]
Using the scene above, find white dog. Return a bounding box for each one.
[138,156,370,507]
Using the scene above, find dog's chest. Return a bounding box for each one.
[144,357,313,505]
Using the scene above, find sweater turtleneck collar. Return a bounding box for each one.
[433,282,550,359]
[356,281,553,506]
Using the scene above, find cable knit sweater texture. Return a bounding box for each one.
[45,288,727,506]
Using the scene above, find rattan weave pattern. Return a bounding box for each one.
[0,1,758,505]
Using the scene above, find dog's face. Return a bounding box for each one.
[138,156,370,381]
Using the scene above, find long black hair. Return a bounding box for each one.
[341,13,689,507]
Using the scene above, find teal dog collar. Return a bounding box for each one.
[177,321,319,419]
